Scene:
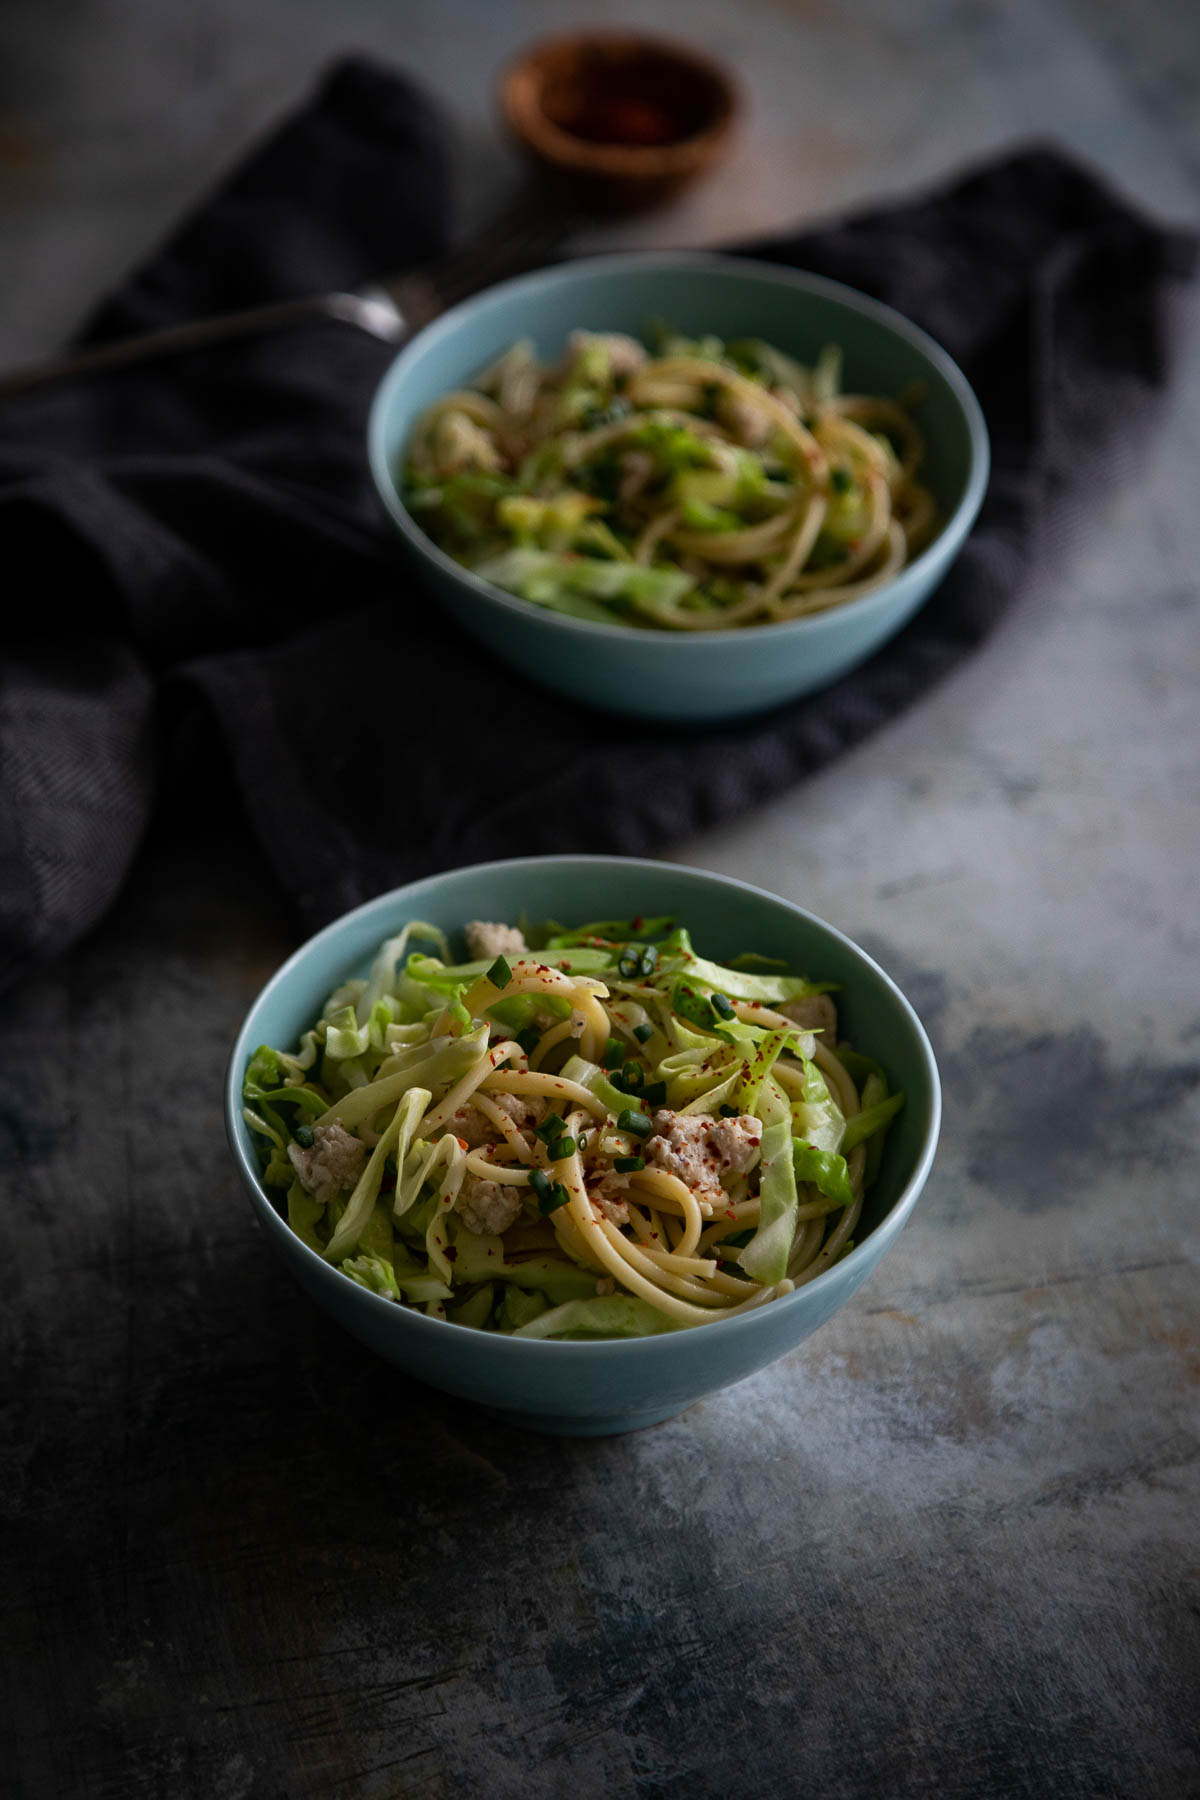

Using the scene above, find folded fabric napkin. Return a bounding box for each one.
[0,56,1194,991]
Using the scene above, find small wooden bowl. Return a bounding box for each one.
[499,31,740,214]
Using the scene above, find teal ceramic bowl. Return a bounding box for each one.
[368,252,989,722]
[225,856,940,1436]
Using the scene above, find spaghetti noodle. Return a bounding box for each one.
[243,914,905,1339]
[401,328,938,630]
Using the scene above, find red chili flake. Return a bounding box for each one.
[725,1209,737,1221]
[444,1246,458,1263]
[456,1136,469,1151]
[632,916,643,931]
[748,1137,761,1147]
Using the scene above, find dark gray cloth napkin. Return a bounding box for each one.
[0,56,1194,991]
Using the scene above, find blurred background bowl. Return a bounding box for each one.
[368,252,990,722]
[499,30,740,214]
[226,855,941,1437]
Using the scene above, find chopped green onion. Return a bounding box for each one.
[711,992,736,1020]
[830,466,853,494]
[640,1080,667,1108]
[620,1060,645,1091]
[718,1103,738,1118]
[529,1168,553,1205]
[633,1022,655,1044]
[614,1156,646,1173]
[638,944,659,976]
[534,1114,565,1145]
[671,979,734,1040]
[617,1108,652,1139]
[617,948,641,978]
[486,956,511,989]
[530,1168,570,1215]
[516,1026,542,1053]
[293,1124,314,1148]
[548,1136,577,1162]
[602,1036,626,1069]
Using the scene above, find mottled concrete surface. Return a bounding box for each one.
[2,1,1198,1796]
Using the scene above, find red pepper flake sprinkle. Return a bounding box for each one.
[444,1246,458,1263]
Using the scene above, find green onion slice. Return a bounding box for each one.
[540,1183,570,1216]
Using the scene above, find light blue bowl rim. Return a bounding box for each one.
[367,250,991,647]
[226,854,942,1363]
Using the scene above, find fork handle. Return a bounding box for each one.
[0,290,404,400]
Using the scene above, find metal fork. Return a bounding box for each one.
[0,188,575,400]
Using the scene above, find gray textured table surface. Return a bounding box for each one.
[3,2,1198,1797]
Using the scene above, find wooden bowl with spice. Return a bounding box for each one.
[499,30,740,213]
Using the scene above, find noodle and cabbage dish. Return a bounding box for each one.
[401,327,937,630]
[243,915,904,1339]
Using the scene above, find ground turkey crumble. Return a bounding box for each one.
[456,1176,523,1236]
[464,920,527,960]
[287,1121,368,1205]
[448,1091,543,1148]
[645,1110,763,1203]
[588,1168,632,1225]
